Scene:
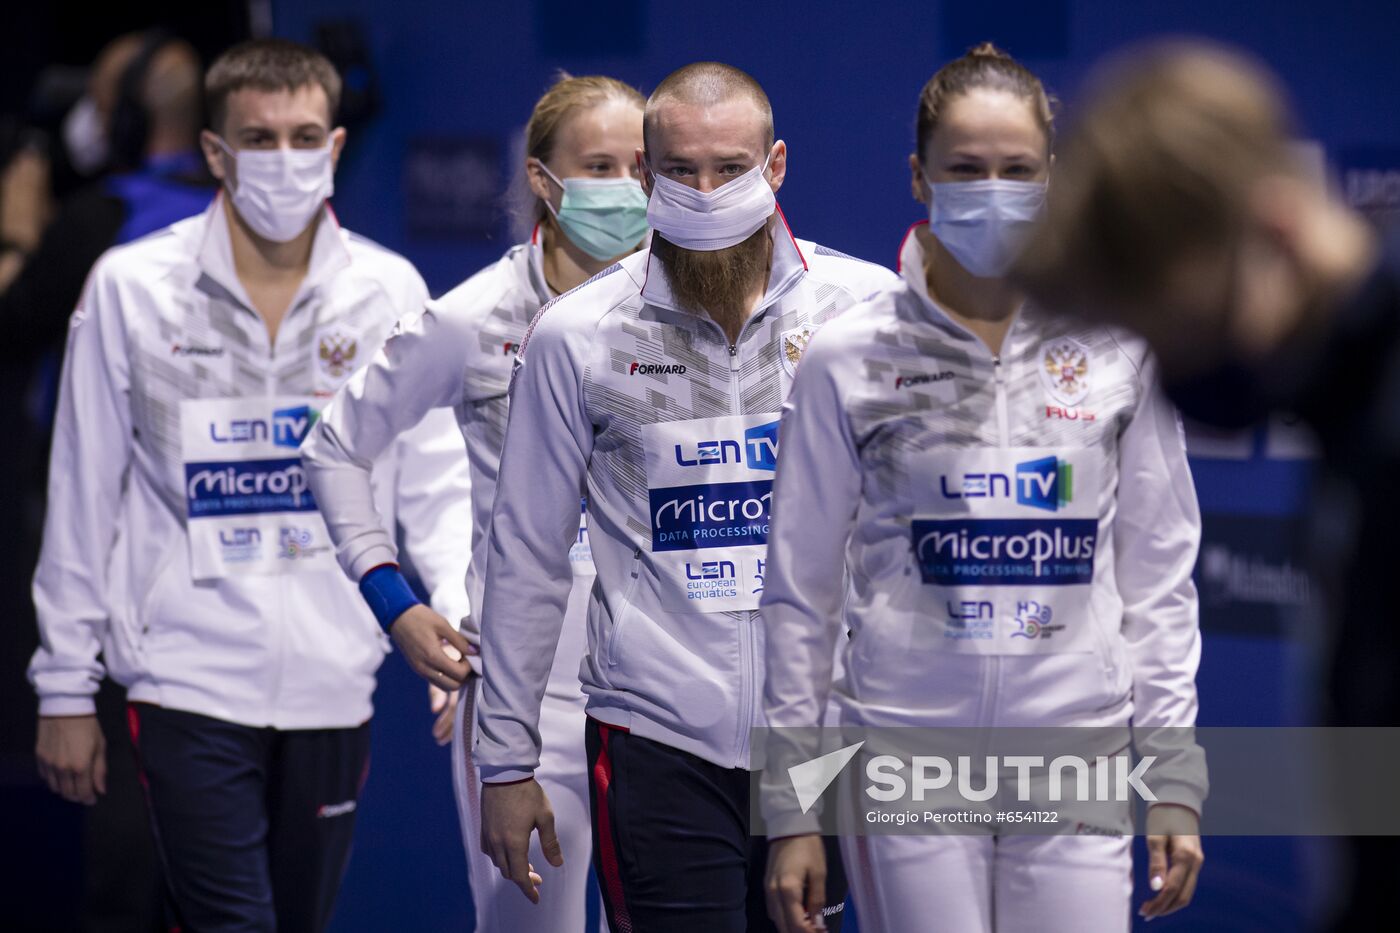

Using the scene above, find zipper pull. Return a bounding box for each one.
[729,344,738,357]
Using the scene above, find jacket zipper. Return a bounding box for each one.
[263,294,315,720]
[699,309,769,768]
[265,321,285,722]
[983,354,1011,732]
[728,339,759,766]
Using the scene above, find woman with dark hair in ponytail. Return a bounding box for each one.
[761,45,1205,932]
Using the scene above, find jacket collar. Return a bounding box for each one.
[639,206,808,324]
[524,222,552,306]
[897,219,1028,354]
[897,219,943,315]
[194,193,352,314]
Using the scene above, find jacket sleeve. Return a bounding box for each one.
[1114,350,1208,816]
[29,259,132,716]
[474,304,594,782]
[301,300,468,583]
[759,328,863,835]
[392,406,472,626]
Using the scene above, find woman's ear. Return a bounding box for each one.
[525,157,555,205]
[910,153,930,205]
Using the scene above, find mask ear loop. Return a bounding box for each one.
[213,136,241,193]
[534,160,566,219]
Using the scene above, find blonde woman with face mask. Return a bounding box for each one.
[303,73,649,932]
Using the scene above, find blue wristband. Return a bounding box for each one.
[359,564,422,631]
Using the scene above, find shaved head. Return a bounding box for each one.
[645,62,773,152]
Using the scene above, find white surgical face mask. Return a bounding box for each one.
[63,96,109,176]
[645,147,778,251]
[218,138,335,243]
[927,178,1047,278]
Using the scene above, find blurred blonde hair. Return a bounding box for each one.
[1014,42,1296,310]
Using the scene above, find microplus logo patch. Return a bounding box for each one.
[185,459,318,517]
[649,480,772,552]
[913,518,1097,586]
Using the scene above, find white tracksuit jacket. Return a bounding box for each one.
[29,197,471,730]
[474,218,899,781]
[302,226,596,697]
[760,224,1207,833]
[304,227,605,933]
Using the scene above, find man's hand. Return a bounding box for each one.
[766,834,829,933]
[1140,803,1204,920]
[428,683,458,747]
[389,605,475,690]
[36,715,107,805]
[480,778,563,904]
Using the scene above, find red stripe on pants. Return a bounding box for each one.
[592,723,633,933]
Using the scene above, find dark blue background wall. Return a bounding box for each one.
[258,2,1400,931]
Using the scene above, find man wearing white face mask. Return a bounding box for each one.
[29,39,472,932]
[475,62,897,932]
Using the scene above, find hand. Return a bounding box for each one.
[1140,804,1204,921]
[389,604,475,690]
[480,778,563,904]
[766,834,829,932]
[428,683,458,747]
[1,147,53,251]
[36,715,107,805]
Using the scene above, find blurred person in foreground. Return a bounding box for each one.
[1013,40,1393,931]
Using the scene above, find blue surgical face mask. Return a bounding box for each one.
[540,164,649,261]
[927,178,1047,278]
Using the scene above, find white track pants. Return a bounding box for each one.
[453,678,603,932]
[841,833,1132,933]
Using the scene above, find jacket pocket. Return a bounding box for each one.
[605,550,643,667]
[1088,608,1129,705]
[136,540,186,643]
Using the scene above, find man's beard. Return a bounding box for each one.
[652,223,772,337]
